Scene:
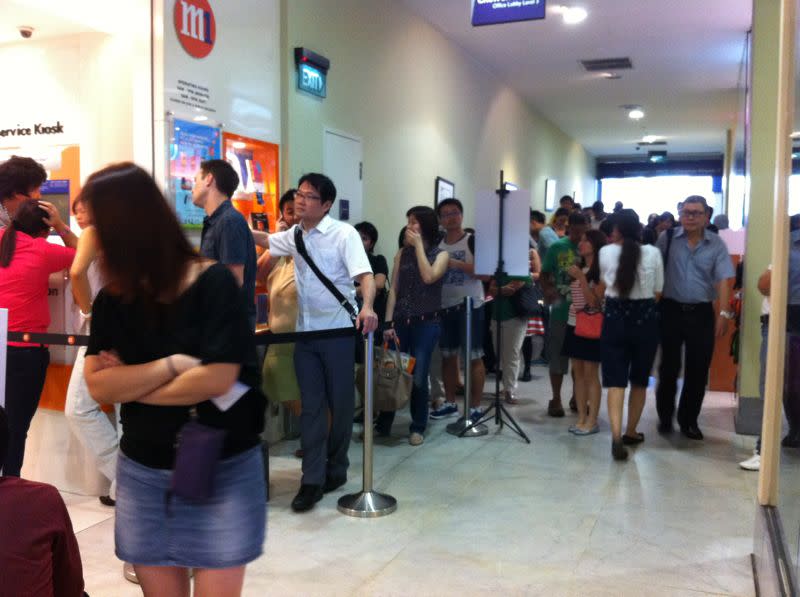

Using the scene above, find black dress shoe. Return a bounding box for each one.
[323,476,347,493]
[657,421,673,434]
[519,369,532,382]
[680,425,704,440]
[291,484,323,512]
[99,495,116,507]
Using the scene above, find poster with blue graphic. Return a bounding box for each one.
[169,118,221,228]
[471,0,546,27]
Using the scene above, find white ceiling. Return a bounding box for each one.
[399,0,752,159]
[0,0,144,45]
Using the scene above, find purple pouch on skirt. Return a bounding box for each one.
[170,419,227,501]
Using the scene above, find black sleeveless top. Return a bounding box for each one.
[394,246,443,319]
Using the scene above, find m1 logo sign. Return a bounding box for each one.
[174,0,216,59]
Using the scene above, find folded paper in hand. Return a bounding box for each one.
[211,382,250,412]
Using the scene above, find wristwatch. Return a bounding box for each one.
[720,310,735,320]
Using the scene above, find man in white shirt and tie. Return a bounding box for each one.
[259,173,378,512]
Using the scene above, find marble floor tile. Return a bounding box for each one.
[70,365,758,596]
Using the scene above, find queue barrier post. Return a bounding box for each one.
[447,296,488,437]
[338,330,398,517]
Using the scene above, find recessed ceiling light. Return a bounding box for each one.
[193,115,208,122]
[599,72,621,80]
[642,135,660,143]
[628,108,645,120]
[562,6,588,24]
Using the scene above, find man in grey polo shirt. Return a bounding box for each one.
[655,195,735,440]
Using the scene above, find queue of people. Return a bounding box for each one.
[0,151,753,595]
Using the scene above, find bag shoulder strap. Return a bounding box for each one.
[294,226,358,324]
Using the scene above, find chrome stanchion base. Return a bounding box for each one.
[337,491,397,518]
[446,417,489,437]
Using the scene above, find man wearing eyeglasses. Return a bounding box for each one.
[260,173,377,513]
[655,195,735,440]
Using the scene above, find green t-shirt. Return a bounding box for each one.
[541,236,579,322]
[490,274,532,322]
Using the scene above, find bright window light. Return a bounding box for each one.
[600,176,720,223]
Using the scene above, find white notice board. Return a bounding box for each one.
[474,190,531,277]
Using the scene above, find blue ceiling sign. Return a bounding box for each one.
[471,0,546,27]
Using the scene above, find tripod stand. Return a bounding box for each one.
[463,171,530,443]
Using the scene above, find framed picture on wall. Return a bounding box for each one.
[435,176,455,205]
[544,179,557,211]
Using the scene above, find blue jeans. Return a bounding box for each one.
[376,320,441,434]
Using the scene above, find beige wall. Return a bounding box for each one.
[282,0,595,257]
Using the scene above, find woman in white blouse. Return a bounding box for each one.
[598,209,664,461]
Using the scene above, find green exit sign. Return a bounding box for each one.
[298,63,326,98]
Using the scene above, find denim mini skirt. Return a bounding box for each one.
[115,446,266,568]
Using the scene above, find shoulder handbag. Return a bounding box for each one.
[575,307,603,339]
[356,339,413,412]
[294,227,357,326]
[511,282,544,318]
[169,407,227,501]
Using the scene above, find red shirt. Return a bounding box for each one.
[0,229,75,347]
[0,476,85,597]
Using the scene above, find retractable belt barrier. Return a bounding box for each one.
[7,297,490,519]
[6,301,475,348]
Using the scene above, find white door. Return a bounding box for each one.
[323,129,362,223]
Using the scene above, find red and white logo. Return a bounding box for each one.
[174,0,216,59]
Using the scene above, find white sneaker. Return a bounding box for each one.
[739,454,760,471]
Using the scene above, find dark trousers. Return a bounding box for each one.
[3,346,50,476]
[293,336,356,486]
[656,300,715,428]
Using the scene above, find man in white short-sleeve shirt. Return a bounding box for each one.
[261,173,378,513]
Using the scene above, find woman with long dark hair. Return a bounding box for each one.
[564,229,607,435]
[0,200,76,476]
[377,206,449,445]
[598,210,664,460]
[81,163,266,597]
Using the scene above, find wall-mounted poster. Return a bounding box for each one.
[222,132,280,231]
[41,180,71,233]
[169,118,222,229]
[435,176,455,206]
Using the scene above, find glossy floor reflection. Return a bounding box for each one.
[70,367,759,596]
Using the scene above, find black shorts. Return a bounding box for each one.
[600,298,660,388]
[562,325,601,363]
